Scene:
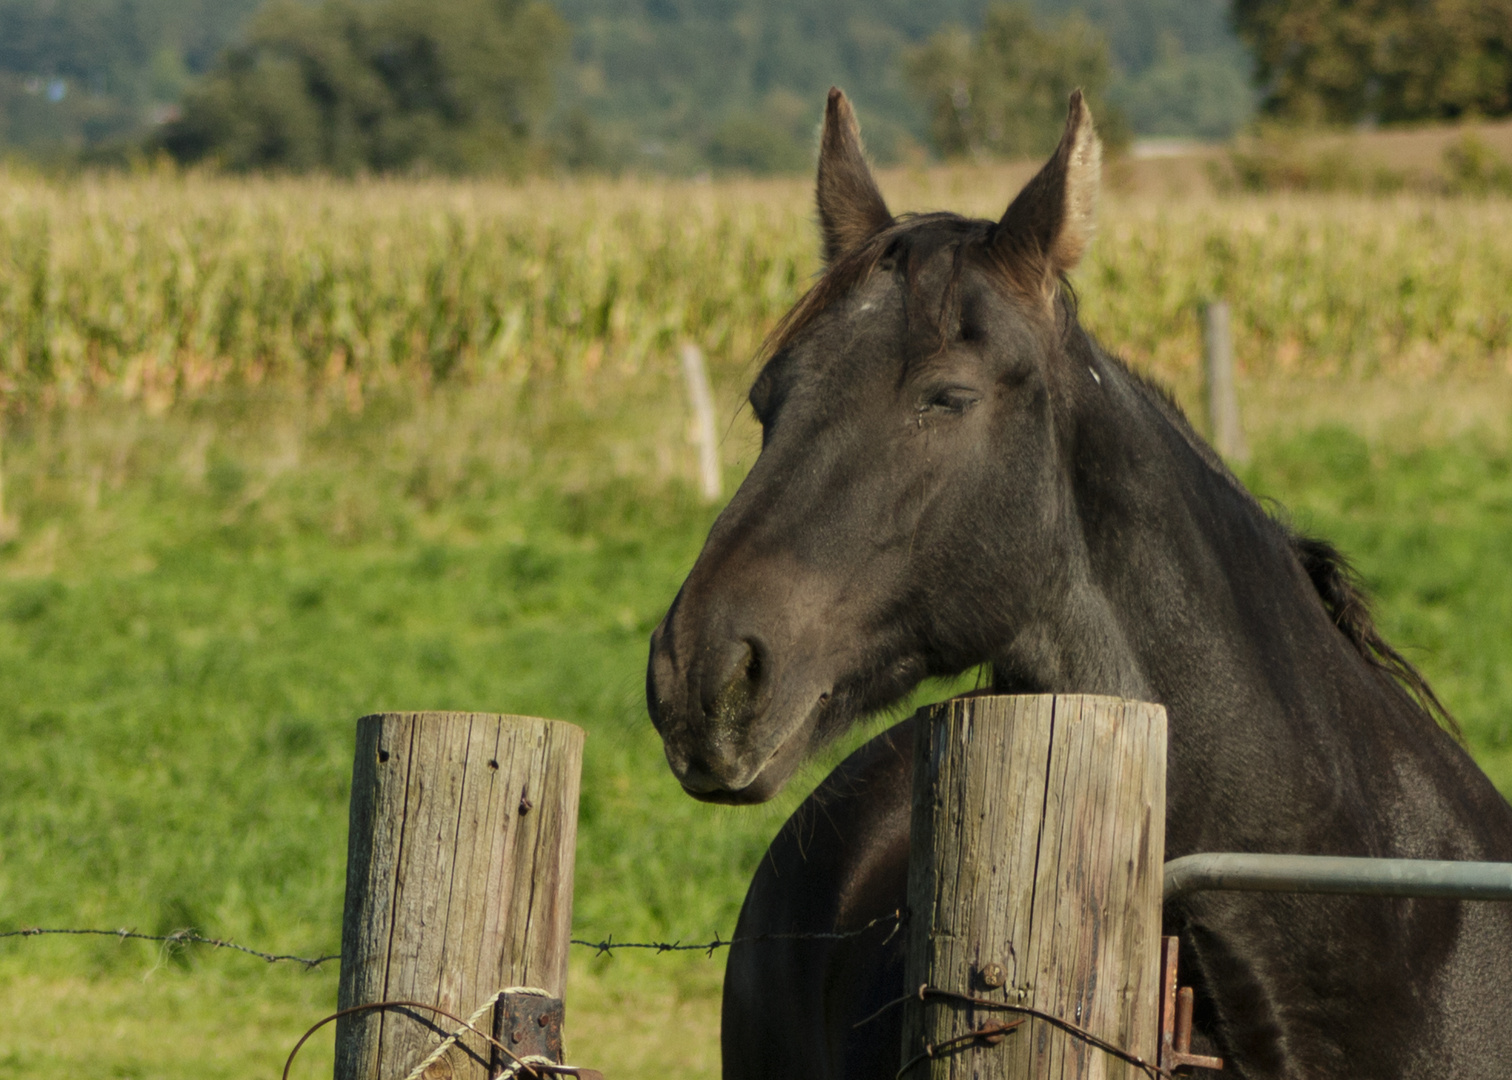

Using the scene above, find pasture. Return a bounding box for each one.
[1,168,1511,1078]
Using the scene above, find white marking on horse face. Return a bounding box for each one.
[858,301,875,312]
[1089,366,1102,385]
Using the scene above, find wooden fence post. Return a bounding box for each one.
[335,712,585,1080]
[902,695,1167,1079]
[679,342,721,503]
[1203,300,1248,464]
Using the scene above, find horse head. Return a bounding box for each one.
[647,89,1123,803]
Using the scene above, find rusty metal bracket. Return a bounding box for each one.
[1159,937,1224,1074]
[490,992,565,1076]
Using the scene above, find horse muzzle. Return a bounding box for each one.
[647,614,821,803]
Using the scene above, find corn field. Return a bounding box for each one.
[2,167,1512,412]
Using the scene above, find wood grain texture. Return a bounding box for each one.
[903,695,1167,1079]
[334,712,585,1080]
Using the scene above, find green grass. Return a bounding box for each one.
[0,387,1509,1078]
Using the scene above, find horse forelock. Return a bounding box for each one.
[761,213,998,365]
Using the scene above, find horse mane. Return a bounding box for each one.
[1117,363,1460,739]
[765,212,1458,740]
[1290,534,1458,737]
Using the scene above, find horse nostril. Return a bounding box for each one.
[705,637,768,724]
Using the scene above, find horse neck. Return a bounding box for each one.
[1027,353,1447,842]
[1005,351,1320,703]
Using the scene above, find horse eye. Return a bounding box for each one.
[923,387,980,415]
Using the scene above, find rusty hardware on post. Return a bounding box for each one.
[973,1018,1023,1046]
[976,961,1007,989]
[490,992,565,1077]
[1159,937,1225,1074]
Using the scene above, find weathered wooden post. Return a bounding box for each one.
[679,342,721,503]
[335,712,585,1080]
[1203,300,1248,464]
[903,694,1167,1079]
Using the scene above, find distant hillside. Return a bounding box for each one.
[0,0,1254,168]
[553,0,1253,171]
[0,0,262,156]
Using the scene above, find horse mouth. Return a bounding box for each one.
[671,695,824,804]
[681,775,783,806]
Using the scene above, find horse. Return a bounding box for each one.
[646,88,1512,1079]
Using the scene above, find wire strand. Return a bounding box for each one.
[870,983,1167,1080]
[2,908,906,968]
[0,926,337,968]
[570,908,905,957]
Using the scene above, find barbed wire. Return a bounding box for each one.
[8,916,1160,1080]
[570,908,905,957]
[0,927,339,969]
[0,908,905,968]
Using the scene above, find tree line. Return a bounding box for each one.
[3,0,1512,174]
[162,0,565,174]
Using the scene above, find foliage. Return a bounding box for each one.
[1441,133,1512,196]
[0,0,262,155]
[1217,127,1411,195]
[161,0,566,174]
[1112,32,1255,141]
[7,172,1512,413]
[552,0,985,173]
[0,172,813,409]
[1234,0,1512,125]
[0,0,1260,171]
[1053,0,1256,141]
[905,3,1126,160]
[1213,128,1512,197]
[705,91,814,176]
[554,0,1256,172]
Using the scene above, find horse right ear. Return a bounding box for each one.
[816,88,892,265]
[993,90,1102,299]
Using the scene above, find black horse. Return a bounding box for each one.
[647,88,1512,1079]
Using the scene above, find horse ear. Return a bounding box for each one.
[993,90,1102,295]
[816,87,892,265]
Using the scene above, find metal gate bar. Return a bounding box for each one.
[1163,853,1512,903]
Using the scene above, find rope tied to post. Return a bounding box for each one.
[870,983,1168,1080]
[395,986,544,1080]
[282,986,603,1080]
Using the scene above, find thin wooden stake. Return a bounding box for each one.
[903,694,1167,1079]
[679,342,721,502]
[0,414,15,543]
[1203,300,1248,464]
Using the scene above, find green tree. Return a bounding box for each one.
[905,3,1125,160]
[163,0,567,174]
[0,0,265,155]
[1115,31,1254,140]
[1235,0,1512,124]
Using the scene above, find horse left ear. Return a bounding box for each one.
[993,90,1102,296]
[816,87,893,265]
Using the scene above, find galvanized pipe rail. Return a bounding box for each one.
[1164,853,1512,903]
